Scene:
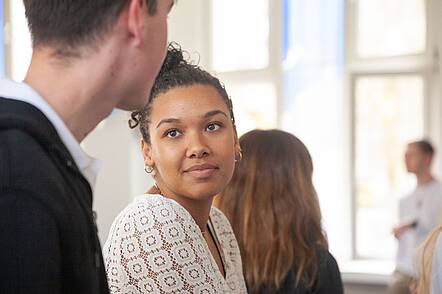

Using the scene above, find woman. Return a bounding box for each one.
[218,129,343,294]
[417,226,442,294]
[103,44,247,293]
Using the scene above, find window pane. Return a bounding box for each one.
[212,0,269,72]
[355,75,424,259]
[282,0,348,261]
[357,0,426,58]
[9,0,32,81]
[0,0,4,77]
[226,82,277,135]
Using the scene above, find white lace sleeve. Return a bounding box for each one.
[103,195,221,294]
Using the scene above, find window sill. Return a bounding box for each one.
[340,259,394,286]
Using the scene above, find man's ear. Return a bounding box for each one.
[125,0,147,47]
[425,154,433,167]
[141,139,154,167]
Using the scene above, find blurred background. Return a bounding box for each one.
[1,0,441,293]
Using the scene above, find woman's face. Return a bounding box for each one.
[142,84,239,201]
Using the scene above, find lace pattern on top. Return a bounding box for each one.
[103,194,247,294]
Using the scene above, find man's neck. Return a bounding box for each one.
[24,48,119,142]
[416,171,434,186]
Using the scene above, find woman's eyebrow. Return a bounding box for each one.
[204,110,228,119]
[156,118,181,128]
[156,110,227,128]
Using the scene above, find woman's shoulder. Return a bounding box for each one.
[315,247,341,275]
[105,194,199,247]
[117,194,193,223]
[103,195,225,293]
[314,247,344,293]
[210,206,229,222]
[210,206,235,233]
[210,206,242,258]
[316,247,338,263]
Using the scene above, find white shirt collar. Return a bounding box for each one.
[0,78,101,187]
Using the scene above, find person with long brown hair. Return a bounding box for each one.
[217,129,343,293]
[417,226,442,294]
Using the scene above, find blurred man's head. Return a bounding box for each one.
[405,140,435,175]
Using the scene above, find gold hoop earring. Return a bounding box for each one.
[235,149,243,162]
[144,165,154,174]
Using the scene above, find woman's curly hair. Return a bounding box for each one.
[129,42,236,143]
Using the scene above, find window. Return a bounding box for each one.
[212,0,269,72]
[356,0,426,58]
[225,82,277,135]
[348,0,437,262]
[210,0,280,135]
[0,0,4,77]
[3,0,32,81]
[281,0,348,261]
[354,75,424,259]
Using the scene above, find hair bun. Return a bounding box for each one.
[159,42,186,75]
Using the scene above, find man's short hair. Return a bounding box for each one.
[23,0,157,51]
[410,139,435,157]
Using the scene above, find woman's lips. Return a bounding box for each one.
[184,163,219,179]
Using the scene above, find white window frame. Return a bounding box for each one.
[2,0,32,81]
[344,0,441,264]
[204,0,284,130]
[2,0,11,76]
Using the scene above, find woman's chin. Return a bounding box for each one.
[184,186,224,202]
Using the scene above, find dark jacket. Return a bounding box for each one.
[250,248,344,294]
[0,98,110,294]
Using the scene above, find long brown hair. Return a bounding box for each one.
[218,129,327,292]
[418,225,442,294]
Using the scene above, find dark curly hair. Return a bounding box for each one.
[129,43,236,143]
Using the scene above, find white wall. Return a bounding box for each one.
[82,111,145,243]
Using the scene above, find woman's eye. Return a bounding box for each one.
[206,123,221,132]
[166,129,181,138]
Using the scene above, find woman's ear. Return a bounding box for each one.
[234,130,242,160]
[141,139,154,167]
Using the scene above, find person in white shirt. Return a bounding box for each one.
[389,140,442,294]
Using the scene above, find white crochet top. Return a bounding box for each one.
[103,194,247,294]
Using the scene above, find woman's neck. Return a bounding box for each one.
[150,184,213,233]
